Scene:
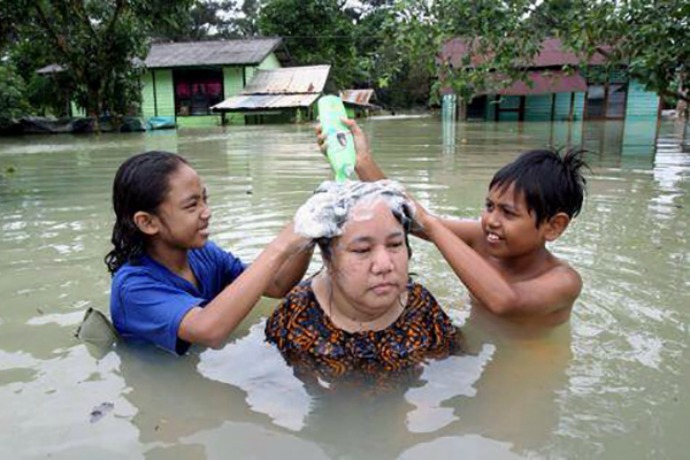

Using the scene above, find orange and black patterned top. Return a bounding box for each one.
[265,279,461,388]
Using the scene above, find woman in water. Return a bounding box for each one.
[265,180,461,387]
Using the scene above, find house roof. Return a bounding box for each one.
[144,38,284,68]
[211,94,321,112]
[212,65,330,112]
[443,37,608,69]
[492,70,588,96]
[339,89,379,108]
[243,65,331,94]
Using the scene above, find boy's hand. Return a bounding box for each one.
[314,119,385,182]
[314,119,372,166]
[341,118,372,165]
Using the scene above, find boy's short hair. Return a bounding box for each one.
[489,148,588,226]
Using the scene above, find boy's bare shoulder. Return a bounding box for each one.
[537,257,583,306]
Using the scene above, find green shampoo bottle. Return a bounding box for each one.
[318,95,356,182]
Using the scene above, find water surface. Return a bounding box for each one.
[0,118,688,459]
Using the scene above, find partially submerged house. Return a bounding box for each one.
[141,38,290,127]
[442,38,660,123]
[211,65,331,124]
[339,89,381,118]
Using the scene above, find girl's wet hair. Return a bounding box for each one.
[104,151,189,275]
[489,147,589,226]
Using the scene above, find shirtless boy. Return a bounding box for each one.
[318,120,588,327]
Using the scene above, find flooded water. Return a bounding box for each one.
[1,118,688,459]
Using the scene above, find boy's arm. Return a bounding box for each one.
[318,120,480,246]
[420,210,581,317]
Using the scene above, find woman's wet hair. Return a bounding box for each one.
[489,147,589,226]
[104,151,189,275]
[306,180,414,264]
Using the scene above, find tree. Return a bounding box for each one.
[546,0,690,108]
[383,0,545,103]
[384,0,690,110]
[258,0,360,89]
[10,0,194,132]
[0,63,31,129]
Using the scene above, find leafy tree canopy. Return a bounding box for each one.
[384,0,690,105]
[258,0,360,89]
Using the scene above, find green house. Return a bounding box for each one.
[442,38,661,124]
[141,38,288,128]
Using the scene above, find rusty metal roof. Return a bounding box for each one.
[212,65,330,112]
[495,71,588,95]
[212,93,321,112]
[443,38,608,69]
[243,65,330,94]
[339,89,377,106]
[144,38,283,68]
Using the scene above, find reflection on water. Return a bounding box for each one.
[1,119,689,459]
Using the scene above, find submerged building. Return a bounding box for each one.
[442,38,661,123]
[140,38,290,127]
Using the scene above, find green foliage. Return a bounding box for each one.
[6,0,194,131]
[0,63,31,128]
[258,0,359,89]
[555,0,690,103]
[385,0,690,105]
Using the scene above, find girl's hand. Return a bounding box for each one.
[272,221,314,256]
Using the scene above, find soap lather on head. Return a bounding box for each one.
[294,179,415,239]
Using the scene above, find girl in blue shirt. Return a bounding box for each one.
[106,151,312,355]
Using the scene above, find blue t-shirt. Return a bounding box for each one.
[110,242,246,355]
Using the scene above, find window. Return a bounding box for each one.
[585,83,627,120]
[173,69,224,116]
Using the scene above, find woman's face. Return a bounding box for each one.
[328,200,409,317]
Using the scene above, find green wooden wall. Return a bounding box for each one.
[141,69,175,119]
[139,52,286,127]
[221,66,245,125]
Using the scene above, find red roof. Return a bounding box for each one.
[495,70,588,95]
[442,38,608,69]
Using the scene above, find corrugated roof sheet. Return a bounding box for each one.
[340,89,376,105]
[243,65,330,94]
[212,94,321,111]
[212,65,330,112]
[144,38,282,68]
[495,71,588,96]
[443,38,608,69]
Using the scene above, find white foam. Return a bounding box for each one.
[294,180,415,239]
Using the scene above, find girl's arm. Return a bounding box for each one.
[263,244,314,298]
[178,223,308,348]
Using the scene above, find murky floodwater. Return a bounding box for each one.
[1,118,688,459]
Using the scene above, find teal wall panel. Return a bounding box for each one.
[553,93,572,121]
[625,79,659,121]
[572,92,585,120]
[525,95,553,121]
